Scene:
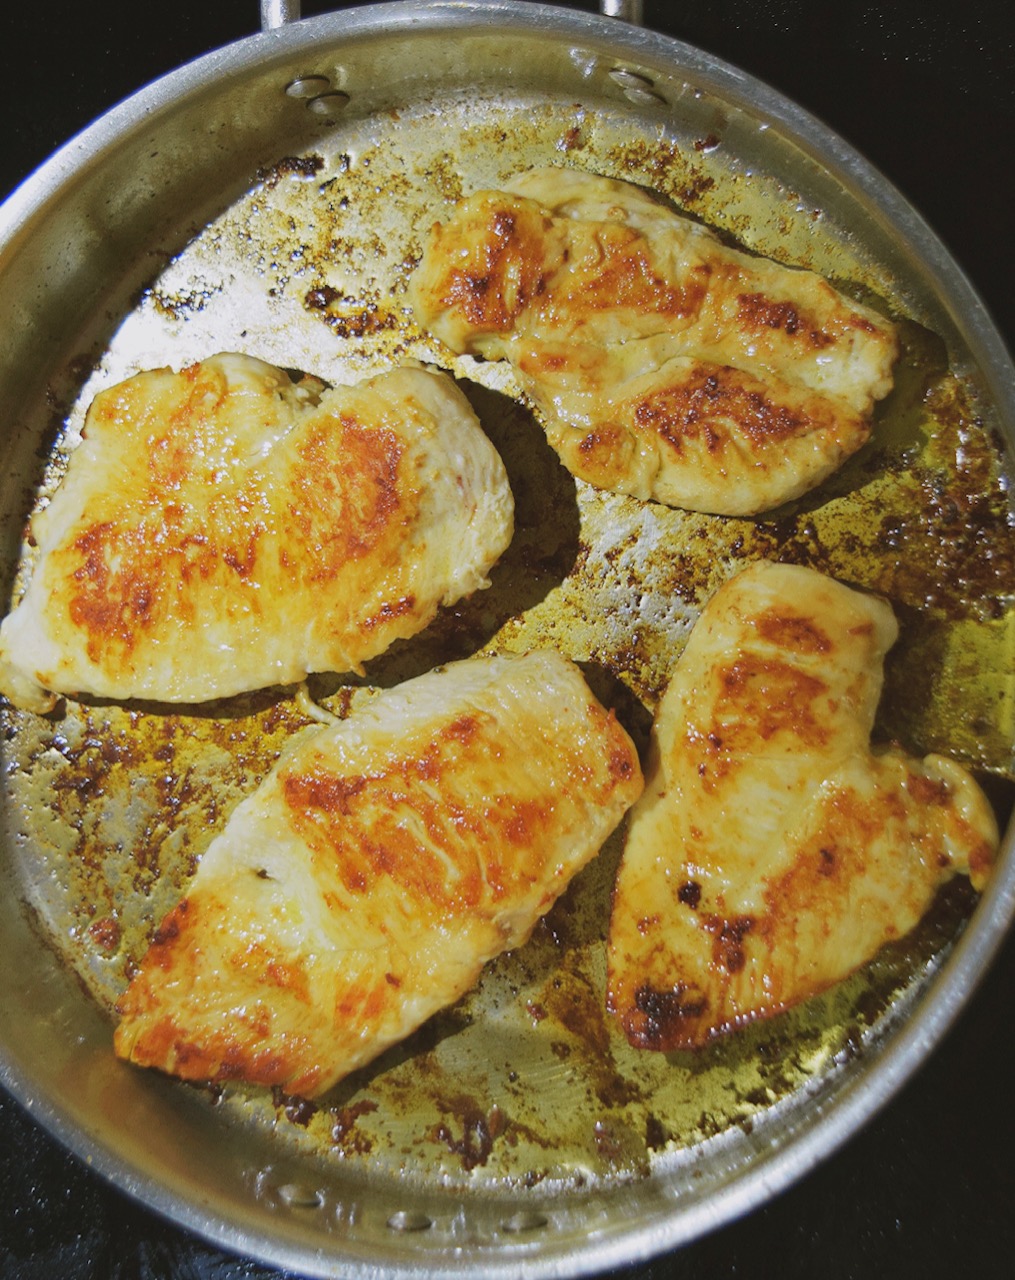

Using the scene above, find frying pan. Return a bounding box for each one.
[1,2,1013,1277]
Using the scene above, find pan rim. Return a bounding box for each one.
[1,3,1013,1276]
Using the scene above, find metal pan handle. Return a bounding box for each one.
[261,0,300,28]
[260,1,644,32]
[600,0,643,20]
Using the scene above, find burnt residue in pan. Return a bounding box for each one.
[1,90,1013,1192]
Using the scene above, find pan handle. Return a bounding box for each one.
[600,0,643,20]
[261,0,300,28]
[259,2,644,32]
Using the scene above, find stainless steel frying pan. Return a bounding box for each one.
[2,2,1013,1276]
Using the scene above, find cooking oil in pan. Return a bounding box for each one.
[1,88,1013,1194]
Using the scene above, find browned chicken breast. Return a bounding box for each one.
[410,168,899,515]
[606,561,997,1051]
[114,650,643,1097]
[0,355,513,713]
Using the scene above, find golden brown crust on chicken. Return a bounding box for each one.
[0,355,513,712]
[410,168,898,515]
[606,562,997,1052]
[114,650,643,1097]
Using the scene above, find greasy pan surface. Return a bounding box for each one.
[1,2,1013,1280]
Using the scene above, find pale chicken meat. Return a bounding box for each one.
[0,355,513,713]
[606,561,997,1051]
[114,650,643,1097]
[410,168,899,515]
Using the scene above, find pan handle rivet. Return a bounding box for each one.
[623,86,667,106]
[608,66,654,89]
[502,1210,549,1233]
[307,91,351,117]
[276,1181,324,1209]
[387,1209,433,1232]
[285,75,332,98]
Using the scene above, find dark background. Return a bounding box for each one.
[2,1,1013,1277]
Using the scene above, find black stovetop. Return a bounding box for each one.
[3,2,1013,1277]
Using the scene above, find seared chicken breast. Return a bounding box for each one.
[114,650,643,1097]
[411,168,899,515]
[607,561,997,1051]
[0,355,513,713]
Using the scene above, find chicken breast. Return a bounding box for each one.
[0,355,513,713]
[606,561,997,1051]
[410,168,899,515]
[114,650,643,1097]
